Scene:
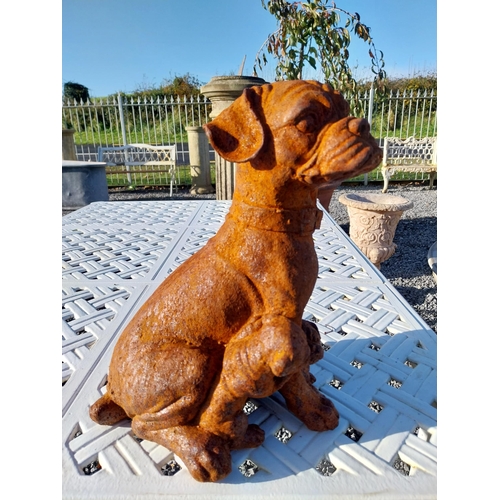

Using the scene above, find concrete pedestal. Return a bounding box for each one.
[62,129,78,161]
[186,126,215,194]
[62,161,109,209]
[201,76,267,200]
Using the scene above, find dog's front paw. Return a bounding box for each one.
[222,316,311,398]
[179,429,233,482]
[261,316,311,377]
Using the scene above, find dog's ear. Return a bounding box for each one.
[203,87,265,163]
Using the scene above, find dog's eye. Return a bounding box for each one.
[295,114,318,134]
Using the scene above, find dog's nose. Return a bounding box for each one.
[348,118,370,137]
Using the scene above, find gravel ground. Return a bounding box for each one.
[327,183,437,333]
[63,181,437,333]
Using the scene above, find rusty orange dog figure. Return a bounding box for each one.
[89,80,383,482]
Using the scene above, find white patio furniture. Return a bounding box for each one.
[62,200,437,499]
[381,137,437,193]
[98,143,178,196]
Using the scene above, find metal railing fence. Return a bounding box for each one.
[62,86,437,186]
[350,86,437,182]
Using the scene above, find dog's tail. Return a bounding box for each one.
[89,392,128,425]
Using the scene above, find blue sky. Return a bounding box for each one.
[62,0,437,97]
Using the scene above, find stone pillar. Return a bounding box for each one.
[200,75,267,200]
[62,129,77,160]
[186,126,215,194]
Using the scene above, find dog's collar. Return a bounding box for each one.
[228,201,323,234]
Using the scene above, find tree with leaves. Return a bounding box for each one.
[63,81,91,103]
[253,0,386,102]
[130,73,203,101]
[253,1,387,208]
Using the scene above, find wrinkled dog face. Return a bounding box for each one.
[262,81,383,187]
[205,80,383,189]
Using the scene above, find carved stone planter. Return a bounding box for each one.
[338,192,413,268]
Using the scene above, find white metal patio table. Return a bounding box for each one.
[62,200,437,500]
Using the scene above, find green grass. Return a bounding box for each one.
[71,128,189,146]
[105,163,432,188]
[369,113,437,139]
[348,165,434,183]
[106,164,217,187]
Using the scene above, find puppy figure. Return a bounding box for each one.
[90,80,383,482]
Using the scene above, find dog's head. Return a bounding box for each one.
[204,80,382,188]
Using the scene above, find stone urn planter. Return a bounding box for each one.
[338,192,413,268]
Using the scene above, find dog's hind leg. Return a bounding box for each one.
[90,392,129,425]
[131,417,233,482]
[131,372,263,482]
[108,343,233,482]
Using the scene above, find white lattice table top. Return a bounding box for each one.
[62,201,436,499]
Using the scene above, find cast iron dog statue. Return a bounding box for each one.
[90,80,383,482]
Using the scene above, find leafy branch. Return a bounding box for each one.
[253,0,386,107]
